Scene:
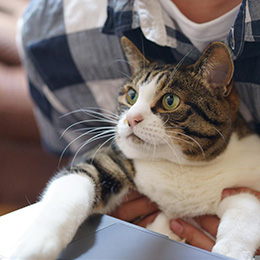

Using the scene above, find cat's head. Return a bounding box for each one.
[116,37,239,165]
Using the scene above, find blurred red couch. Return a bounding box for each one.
[0,0,65,215]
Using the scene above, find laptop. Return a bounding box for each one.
[0,204,234,260]
[58,214,233,260]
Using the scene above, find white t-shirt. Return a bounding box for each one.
[159,0,240,51]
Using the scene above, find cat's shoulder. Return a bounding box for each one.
[233,114,252,139]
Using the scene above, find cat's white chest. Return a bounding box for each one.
[133,134,260,219]
[134,160,225,218]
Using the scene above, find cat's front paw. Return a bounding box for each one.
[9,229,63,260]
[212,239,253,260]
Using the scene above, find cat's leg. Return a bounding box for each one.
[213,193,260,260]
[8,172,97,260]
[147,212,183,241]
[9,148,134,260]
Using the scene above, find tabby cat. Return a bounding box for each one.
[10,37,260,260]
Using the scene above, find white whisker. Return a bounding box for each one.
[90,135,116,164]
[111,58,137,77]
[141,37,146,71]
[111,58,135,70]
[85,107,120,119]
[78,112,117,123]
[59,109,84,118]
[60,131,91,164]
[60,127,115,164]
[152,136,157,161]
[165,131,194,146]
[72,126,116,134]
[211,126,226,143]
[79,108,119,121]
[60,119,116,138]
[165,124,187,130]
[167,130,205,158]
[60,107,119,122]
[161,136,184,173]
[70,131,115,168]
[112,67,132,80]
[143,137,153,161]
[163,114,170,125]
[171,47,194,77]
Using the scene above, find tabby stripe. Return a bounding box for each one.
[70,167,97,185]
[185,102,222,126]
[167,109,193,124]
[156,72,165,84]
[110,144,136,177]
[91,160,123,205]
[208,144,227,158]
[118,90,125,96]
[117,103,129,113]
[143,70,152,83]
[184,127,220,140]
[157,73,172,91]
[108,153,135,187]
[154,64,167,70]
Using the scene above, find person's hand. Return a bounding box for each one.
[170,187,260,254]
[110,189,160,227]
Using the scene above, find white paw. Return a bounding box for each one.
[9,228,63,260]
[212,239,253,260]
[146,213,184,242]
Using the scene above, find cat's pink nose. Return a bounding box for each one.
[126,113,143,128]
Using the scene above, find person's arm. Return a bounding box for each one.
[110,190,159,227]
[18,0,128,156]
[18,0,74,155]
[113,188,260,255]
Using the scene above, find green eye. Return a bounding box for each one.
[126,88,138,105]
[162,94,180,110]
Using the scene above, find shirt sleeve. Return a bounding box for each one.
[18,0,131,156]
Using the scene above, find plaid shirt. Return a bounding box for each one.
[20,0,260,155]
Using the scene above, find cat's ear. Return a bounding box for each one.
[121,37,150,75]
[194,42,234,97]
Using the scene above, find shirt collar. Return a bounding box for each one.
[103,0,260,58]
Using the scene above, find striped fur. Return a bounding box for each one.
[48,38,248,221]
[10,39,259,260]
[117,57,244,162]
[56,145,136,212]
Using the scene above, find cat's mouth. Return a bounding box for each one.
[127,133,144,144]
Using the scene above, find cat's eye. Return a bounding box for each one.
[126,88,138,105]
[162,94,180,110]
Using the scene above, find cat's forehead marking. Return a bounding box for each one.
[138,75,159,104]
[127,75,159,116]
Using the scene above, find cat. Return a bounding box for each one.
[9,37,260,260]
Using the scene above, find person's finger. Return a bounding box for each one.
[222,187,260,200]
[194,215,220,238]
[137,211,160,227]
[110,196,158,222]
[170,219,215,251]
[122,189,142,202]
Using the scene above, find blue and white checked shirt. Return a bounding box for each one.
[19,0,260,155]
